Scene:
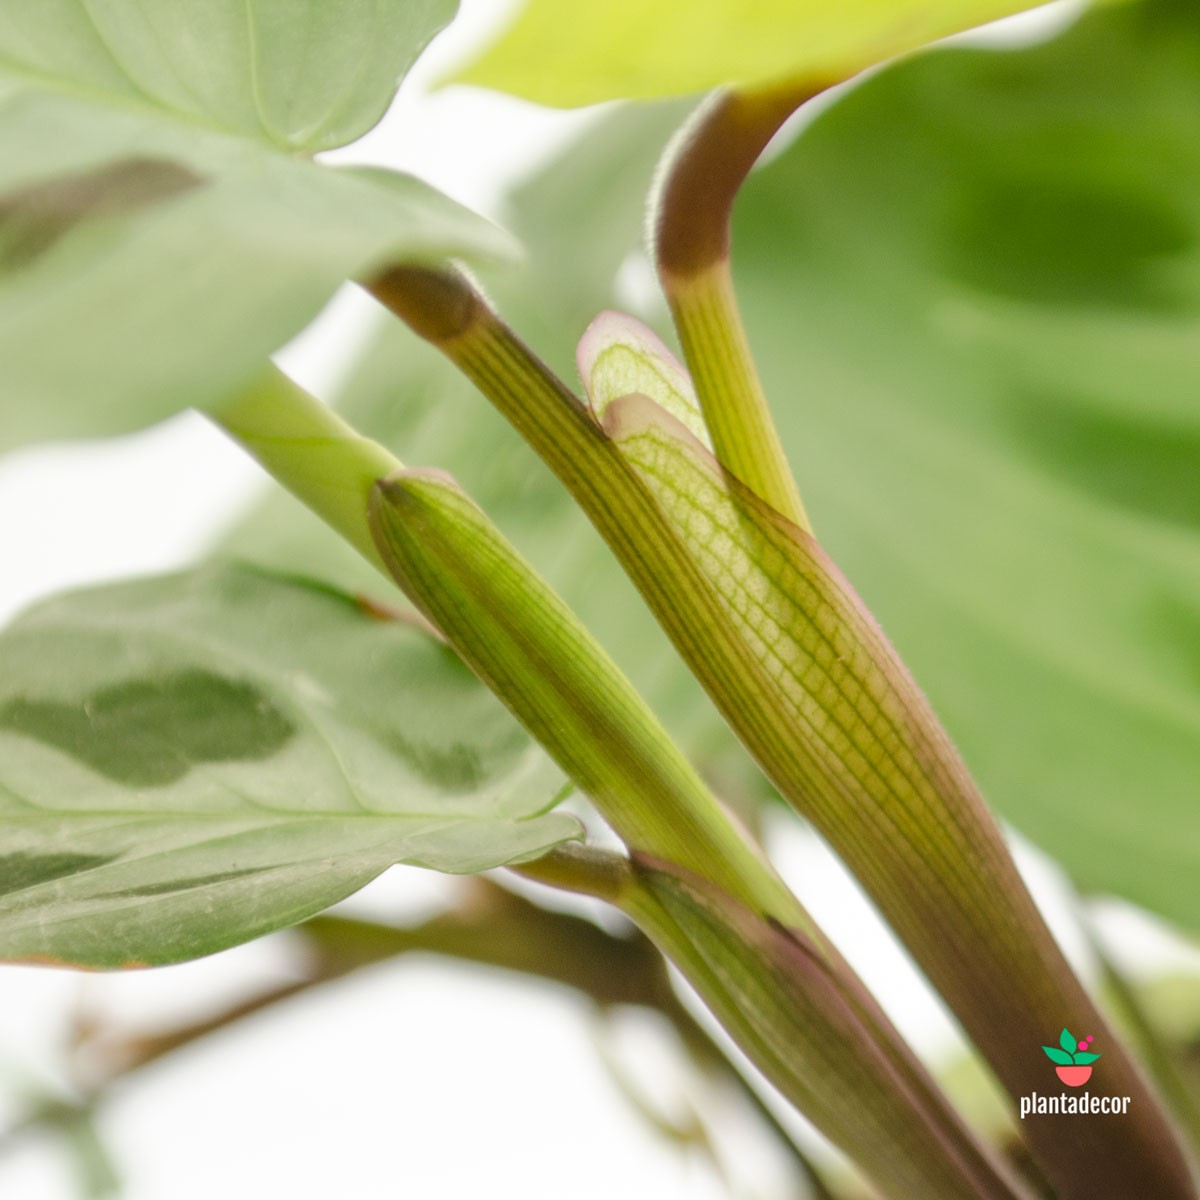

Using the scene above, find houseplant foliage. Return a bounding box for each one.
[1,1,1198,1197]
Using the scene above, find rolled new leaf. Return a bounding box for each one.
[369,471,1031,1200]
[621,855,1024,1200]
[593,382,1195,1200]
[368,467,801,924]
[577,311,714,450]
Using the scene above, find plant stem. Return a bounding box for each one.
[653,85,820,528]
[207,365,402,576]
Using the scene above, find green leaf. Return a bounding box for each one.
[0,564,577,968]
[452,0,1045,107]
[1042,1046,1074,1065]
[0,1,515,456]
[1060,1028,1078,1055]
[731,0,1200,927]
[1073,1051,1102,1065]
[0,0,456,157]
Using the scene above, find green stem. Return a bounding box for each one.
[653,85,819,528]
[207,365,402,577]
[667,264,809,526]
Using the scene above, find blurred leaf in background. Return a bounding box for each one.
[732,0,1200,928]
[451,0,1044,105]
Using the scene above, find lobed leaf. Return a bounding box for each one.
[0,564,577,968]
[451,0,1047,107]
[0,1,514,456]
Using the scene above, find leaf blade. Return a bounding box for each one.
[0,1,515,456]
[452,0,1047,107]
[0,564,578,968]
[0,0,457,152]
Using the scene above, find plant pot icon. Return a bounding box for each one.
[1056,1065,1093,1087]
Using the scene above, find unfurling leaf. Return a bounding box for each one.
[577,311,713,450]
[586,386,1194,1199]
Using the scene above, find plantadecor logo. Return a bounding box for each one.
[1019,1028,1133,1119]
[1043,1026,1100,1087]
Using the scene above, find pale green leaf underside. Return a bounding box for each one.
[0,0,456,153]
[452,0,1047,107]
[0,0,516,457]
[0,565,577,968]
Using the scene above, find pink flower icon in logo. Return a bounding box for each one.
[1042,1028,1100,1086]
